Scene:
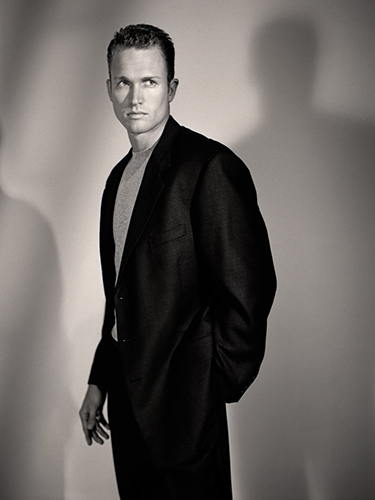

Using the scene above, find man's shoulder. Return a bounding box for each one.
[104,150,132,188]
[173,122,238,165]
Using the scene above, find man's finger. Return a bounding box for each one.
[85,431,93,446]
[81,418,93,446]
[96,422,110,440]
[79,409,95,445]
[98,413,110,430]
[91,429,105,445]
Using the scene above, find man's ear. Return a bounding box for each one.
[168,78,179,103]
[106,79,113,101]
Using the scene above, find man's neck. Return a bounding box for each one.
[128,115,169,153]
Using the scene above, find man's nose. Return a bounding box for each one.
[129,84,142,106]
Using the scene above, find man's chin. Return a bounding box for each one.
[123,122,148,135]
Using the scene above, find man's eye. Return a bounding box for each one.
[117,80,129,87]
[145,79,157,86]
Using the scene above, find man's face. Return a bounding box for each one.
[107,47,178,147]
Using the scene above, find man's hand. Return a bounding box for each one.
[79,384,110,446]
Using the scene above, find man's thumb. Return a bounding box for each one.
[87,412,97,430]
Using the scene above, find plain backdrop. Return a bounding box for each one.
[0,1,374,499]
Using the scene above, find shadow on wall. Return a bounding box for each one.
[231,17,375,500]
[0,126,75,499]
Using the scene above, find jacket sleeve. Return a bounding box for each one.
[87,337,111,388]
[193,150,276,403]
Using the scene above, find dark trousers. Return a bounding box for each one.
[107,342,233,500]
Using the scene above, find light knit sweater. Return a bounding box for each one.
[111,143,156,340]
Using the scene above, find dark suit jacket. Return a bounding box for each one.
[88,116,276,467]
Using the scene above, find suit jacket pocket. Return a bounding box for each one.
[148,224,186,248]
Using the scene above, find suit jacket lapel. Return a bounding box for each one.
[115,116,180,289]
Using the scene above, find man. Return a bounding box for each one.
[79,24,276,500]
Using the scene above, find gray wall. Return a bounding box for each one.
[0,1,374,498]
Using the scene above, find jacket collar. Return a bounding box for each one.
[115,116,180,288]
